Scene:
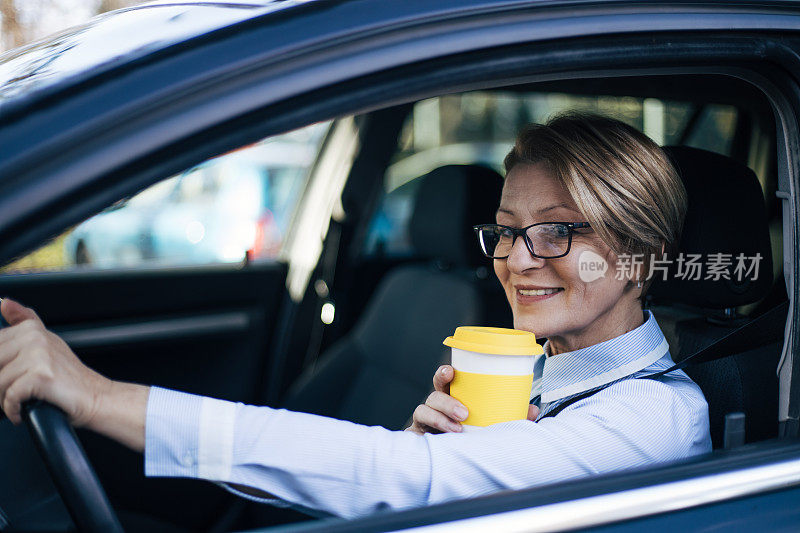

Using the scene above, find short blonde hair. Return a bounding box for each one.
[503,112,687,302]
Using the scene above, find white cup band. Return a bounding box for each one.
[450,347,535,375]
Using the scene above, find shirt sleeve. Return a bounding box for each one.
[144,380,709,519]
[144,387,326,517]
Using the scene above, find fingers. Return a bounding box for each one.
[0,307,47,365]
[412,367,467,435]
[413,401,463,433]
[0,333,26,366]
[2,375,36,425]
[0,298,42,327]
[0,305,101,429]
[0,343,55,425]
[404,424,424,435]
[432,365,455,393]
[426,390,468,422]
[0,354,35,424]
[0,354,28,403]
[527,404,541,421]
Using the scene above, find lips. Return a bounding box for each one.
[514,286,564,304]
[517,288,562,296]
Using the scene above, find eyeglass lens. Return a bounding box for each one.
[478,224,571,258]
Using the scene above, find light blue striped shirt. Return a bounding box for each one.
[144,310,711,519]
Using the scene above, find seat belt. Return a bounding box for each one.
[641,300,789,380]
[538,389,603,420]
[538,301,790,422]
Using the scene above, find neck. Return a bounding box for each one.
[547,300,645,356]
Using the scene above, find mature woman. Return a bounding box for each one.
[406,113,707,436]
[0,113,710,519]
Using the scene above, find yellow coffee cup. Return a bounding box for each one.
[444,327,543,429]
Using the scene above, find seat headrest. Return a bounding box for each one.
[409,164,504,267]
[648,146,773,309]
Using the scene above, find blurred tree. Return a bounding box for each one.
[0,0,24,50]
[0,0,144,53]
[99,0,135,12]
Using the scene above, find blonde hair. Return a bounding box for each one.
[504,112,687,301]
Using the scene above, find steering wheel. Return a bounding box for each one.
[21,400,123,533]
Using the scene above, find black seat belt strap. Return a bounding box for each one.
[537,389,604,420]
[535,301,789,420]
[641,301,789,380]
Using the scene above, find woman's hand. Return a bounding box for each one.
[0,299,149,452]
[405,365,541,435]
[0,298,111,427]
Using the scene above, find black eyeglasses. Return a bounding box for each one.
[472,222,592,259]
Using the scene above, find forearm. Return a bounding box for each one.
[83,383,281,497]
[143,388,434,518]
[86,380,149,453]
[230,403,434,517]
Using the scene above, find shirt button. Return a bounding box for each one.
[182,452,194,467]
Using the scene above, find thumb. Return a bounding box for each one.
[433,365,454,393]
[0,298,41,327]
[527,404,540,421]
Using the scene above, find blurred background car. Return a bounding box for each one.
[64,127,328,268]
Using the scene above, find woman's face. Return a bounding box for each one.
[494,162,642,352]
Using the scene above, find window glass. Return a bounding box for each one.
[685,105,738,155]
[1,122,331,274]
[364,92,737,258]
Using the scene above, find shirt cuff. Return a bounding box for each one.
[145,386,237,480]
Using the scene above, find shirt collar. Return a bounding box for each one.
[532,310,670,404]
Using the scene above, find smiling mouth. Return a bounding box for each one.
[517,288,564,296]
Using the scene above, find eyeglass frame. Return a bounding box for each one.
[472,222,592,259]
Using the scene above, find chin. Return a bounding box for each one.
[512,314,552,338]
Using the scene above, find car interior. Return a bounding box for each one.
[0,71,790,532]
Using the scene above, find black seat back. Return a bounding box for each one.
[650,146,780,448]
[283,165,510,429]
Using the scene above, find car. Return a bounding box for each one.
[0,0,798,531]
[63,134,327,268]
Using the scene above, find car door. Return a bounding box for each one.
[3,1,800,532]
[0,120,352,529]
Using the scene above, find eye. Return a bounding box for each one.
[570,224,591,236]
[543,224,570,238]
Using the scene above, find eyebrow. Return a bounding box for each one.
[496,203,579,217]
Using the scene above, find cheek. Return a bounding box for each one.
[557,245,621,299]
[550,254,584,291]
[494,259,510,288]
[573,248,628,302]
[492,259,508,281]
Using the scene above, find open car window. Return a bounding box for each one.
[364,92,741,259]
[0,122,331,274]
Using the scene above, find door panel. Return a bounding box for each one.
[0,262,287,529]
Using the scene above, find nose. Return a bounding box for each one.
[505,234,546,273]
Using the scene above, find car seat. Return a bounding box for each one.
[649,145,782,449]
[282,164,512,430]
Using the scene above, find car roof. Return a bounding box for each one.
[4,0,800,117]
[0,0,316,110]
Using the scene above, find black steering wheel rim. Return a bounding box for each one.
[22,400,123,533]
